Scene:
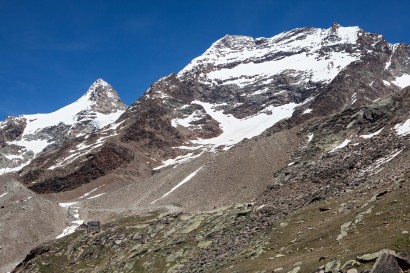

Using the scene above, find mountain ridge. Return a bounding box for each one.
[10,24,410,194]
[2,24,410,272]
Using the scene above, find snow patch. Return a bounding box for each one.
[360,127,384,139]
[330,139,351,153]
[89,110,125,129]
[59,202,78,208]
[10,139,51,155]
[56,202,83,239]
[151,166,204,204]
[0,192,8,198]
[0,161,30,175]
[351,93,357,104]
[191,100,299,149]
[206,51,359,86]
[171,110,204,128]
[79,185,105,199]
[302,108,312,114]
[393,74,410,89]
[385,44,399,70]
[362,149,403,175]
[3,154,23,160]
[86,193,106,199]
[395,119,410,136]
[153,152,204,170]
[307,133,314,143]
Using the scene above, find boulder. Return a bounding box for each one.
[395,252,410,271]
[370,253,403,273]
[324,260,341,272]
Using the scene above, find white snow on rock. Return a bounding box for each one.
[0,192,8,198]
[48,137,109,170]
[302,108,313,114]
[79,185,105,199]
[9,139,51,155]
[361,149,403,175]
[86,193,106,200]
[171,110,204,128]
[58,202,79,208]
[191,100,299,149]
[153,152,204,170]
[385,43,399,70]
[151,166,204,204]
[330,139,351,153]
[206,51,359,85]
[394,119,410,136]
[56,202,83,239]
[0,162,30,175]
[307,133,314,143]
[393,74,410,89]
[179,25,361,86]
[3,154,23,160]
[360,127,384,139]
[351,93,357,104]
[383,80,391,86]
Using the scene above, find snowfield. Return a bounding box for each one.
[179,26,361,87]
[191,100,300,149]
[151,166,204,204]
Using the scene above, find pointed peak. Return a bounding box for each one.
[332,22,342,30]
[87,78,112,93]
[80,79,127,113]
[84,78,119,100]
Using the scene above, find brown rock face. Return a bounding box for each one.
[371,254,404,273]
[26,143,133,193]
[0,117,26,144]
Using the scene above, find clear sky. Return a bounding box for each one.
[1,0,409,120]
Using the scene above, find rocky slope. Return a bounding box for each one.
[0,175,66,273]
[11,87,410,273]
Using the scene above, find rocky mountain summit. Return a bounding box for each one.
[1,24,410,273]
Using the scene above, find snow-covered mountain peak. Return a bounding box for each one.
[81,78,127,113]
[0,79,127,174]
[85,78,113,97]
[177,24,364,90]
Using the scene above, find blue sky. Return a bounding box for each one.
[0,0,409,120]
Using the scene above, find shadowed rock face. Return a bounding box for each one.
[0,117,26,143]
[25,144,134,193]
[371,254,404,273]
